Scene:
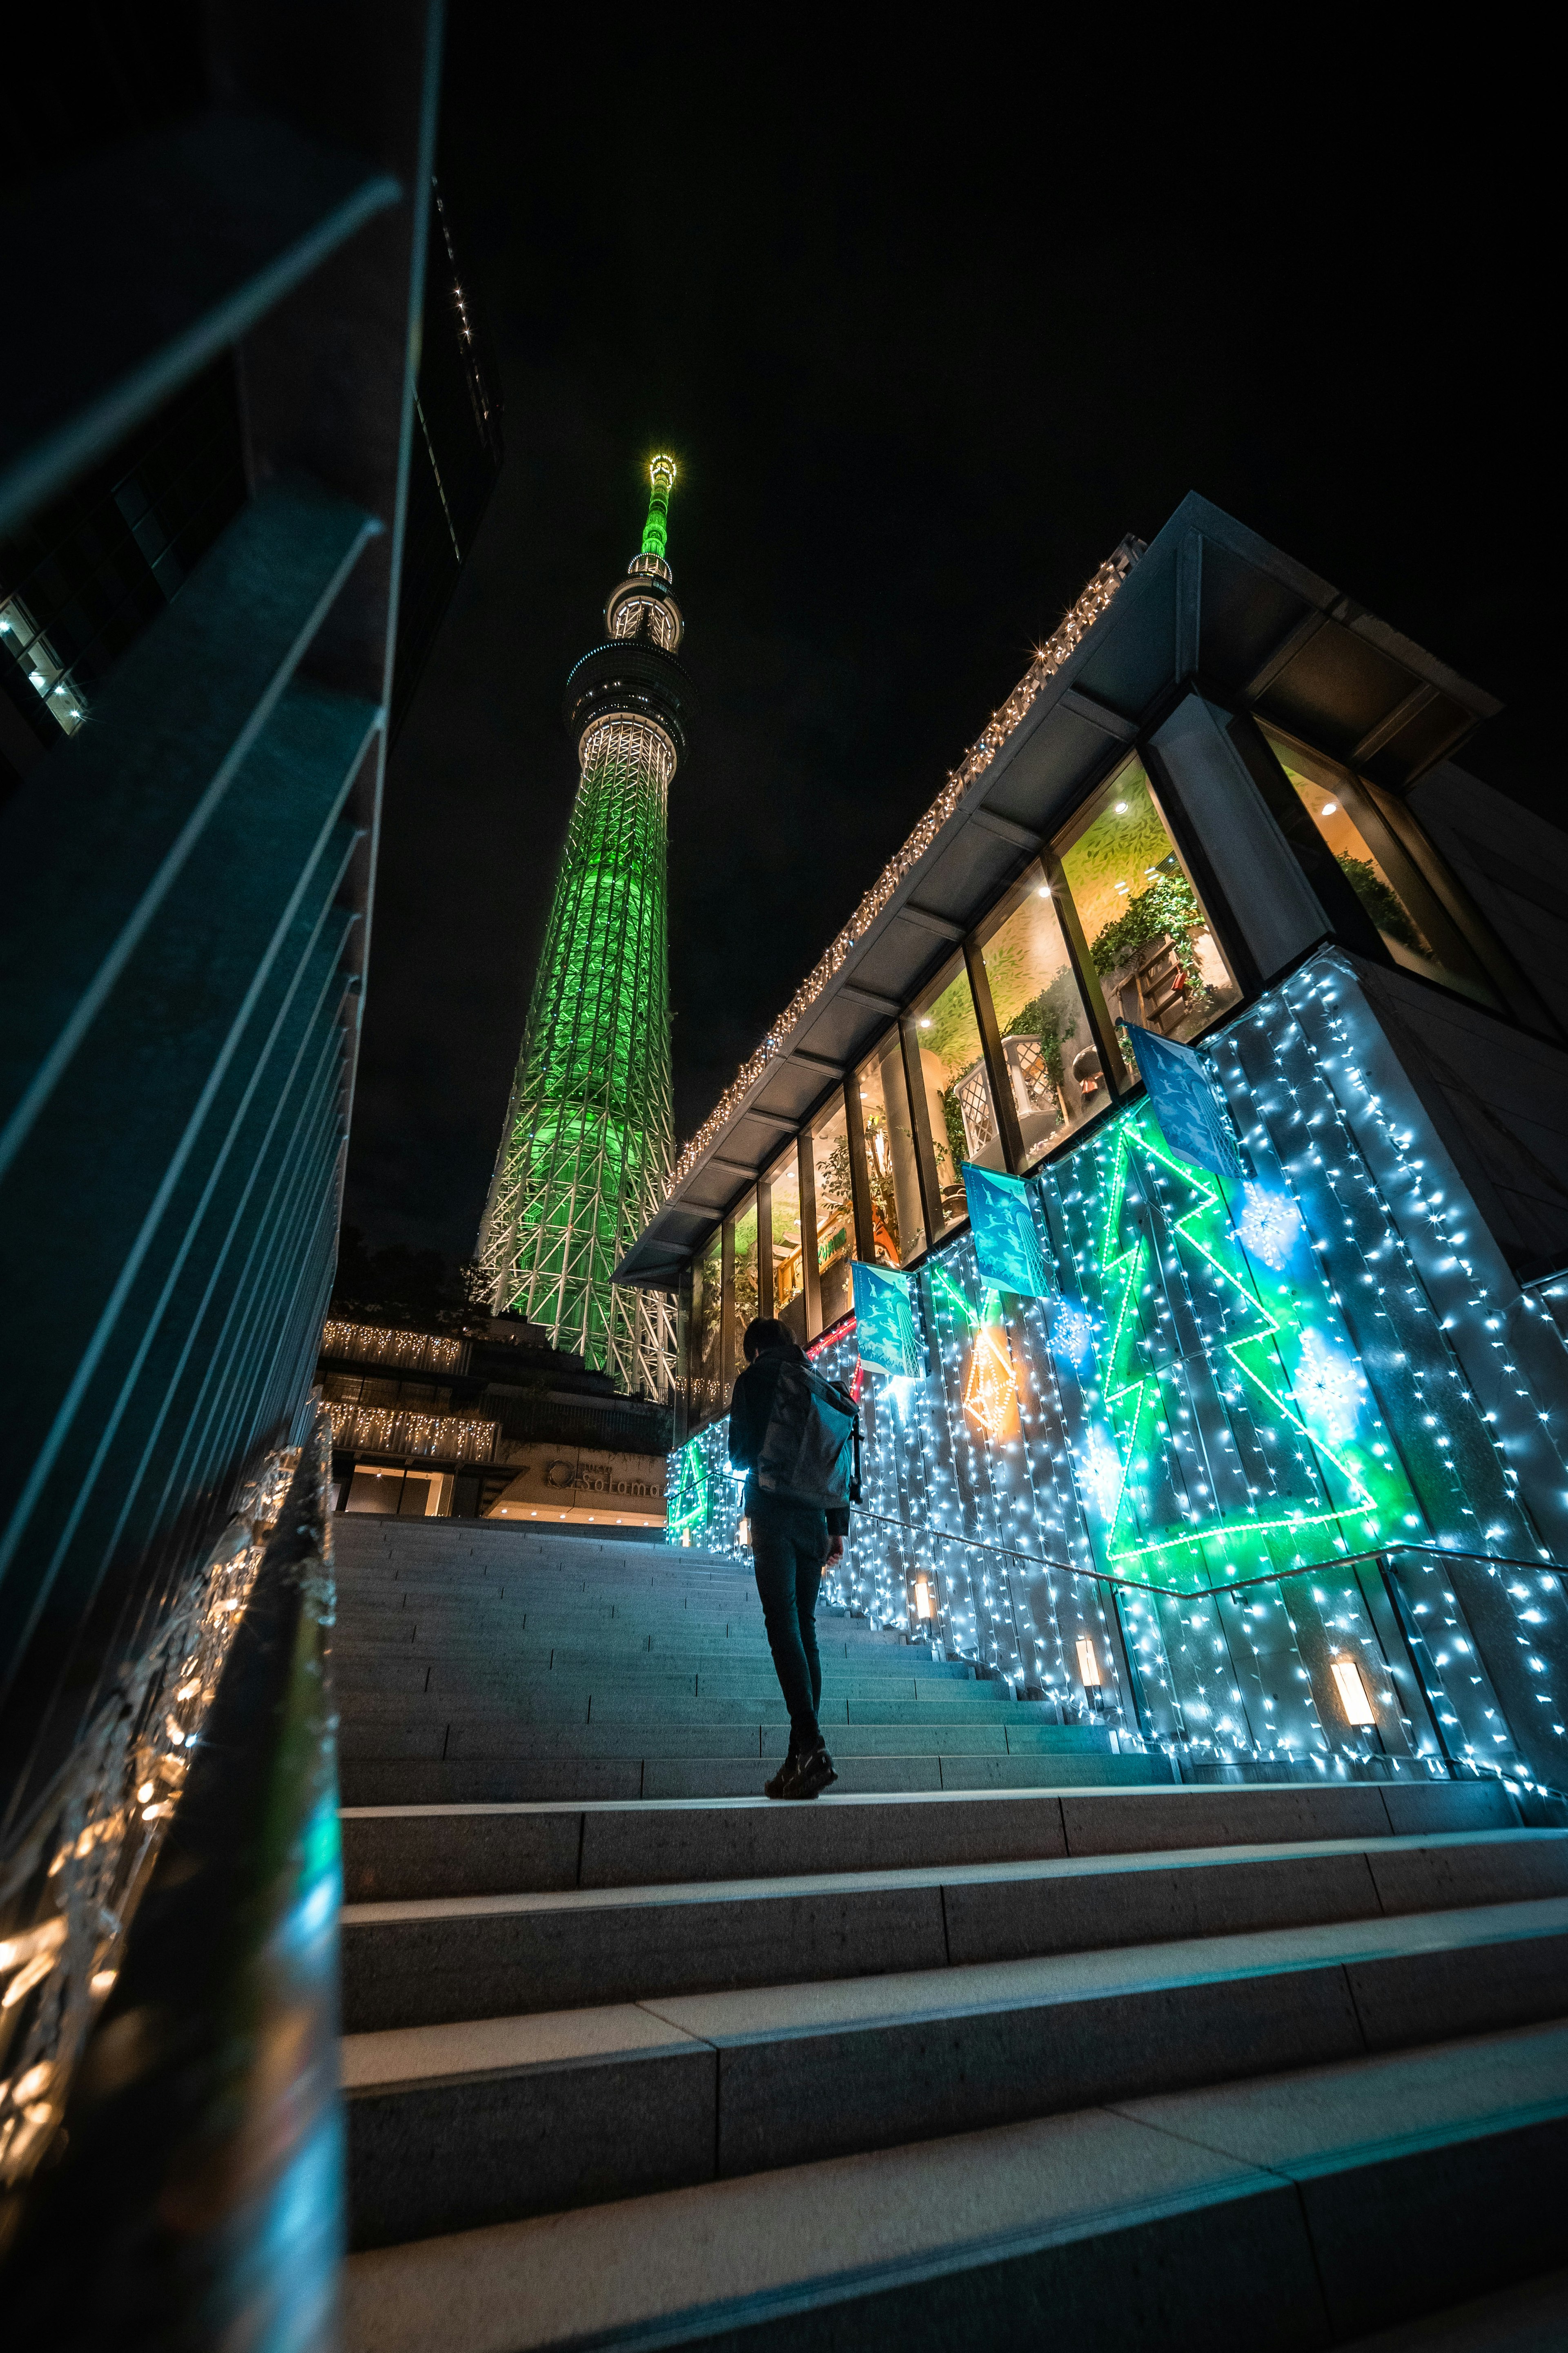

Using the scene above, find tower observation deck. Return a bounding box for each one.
[476,458,694,1397]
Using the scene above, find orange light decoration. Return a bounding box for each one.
[962,1324,1020,1443]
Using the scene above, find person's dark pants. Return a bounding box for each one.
[751,1501,827,1756]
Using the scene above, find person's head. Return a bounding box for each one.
[742,1317,794,1364]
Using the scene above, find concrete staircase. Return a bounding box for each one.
[333,1514,1165,1804]
[335,1517,1568,2353]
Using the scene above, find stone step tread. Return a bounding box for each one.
[345,1726,1107,1760]
[339,1831,1568,2032]
[338,1755,1169,1807]
[341,2019,1568,2353]
[343,1896,1568,2092]
[337,1700,1088,1731]
[343,1828,1568,1929]
[337,1781,1521,1900]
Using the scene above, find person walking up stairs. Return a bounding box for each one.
[727,1315,862,1804]
[335,1513,1568,2353]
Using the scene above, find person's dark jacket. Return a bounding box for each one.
[728,1343,851,1536]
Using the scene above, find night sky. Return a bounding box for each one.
[344,25,1551,1265]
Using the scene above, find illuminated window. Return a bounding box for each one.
[729,1190,758,1369]
[1058,758,1241,1059]
[908,954,999,1235]
[765,1144,806,1344]
[915,1576,934,1620]
[811,1095,855,1332]
[1266,734,1498,1008]
[977,862,1103,1169]
[855,1034,926,1267]
[1076,1636,1103,1688]
[689,1228,724,1424]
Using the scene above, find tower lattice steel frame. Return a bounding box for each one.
[477,459,694,1396]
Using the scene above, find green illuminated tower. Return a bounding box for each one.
[476,457,695,1396]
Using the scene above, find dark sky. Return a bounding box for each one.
[344,26,1551,1263]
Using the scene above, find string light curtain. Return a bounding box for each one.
[664,946,1568,1795]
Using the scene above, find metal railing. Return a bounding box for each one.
[852,1505,1568,1803]
[2,1423,341,2346]
[0,7,442,2338]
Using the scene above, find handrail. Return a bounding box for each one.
[851,1507,1564,1602]
[2,1417,341,2345]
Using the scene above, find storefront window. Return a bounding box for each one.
[811,1094,856,1331]
[855,1033,926,1265]
[977,863,1105,1167]
[908,955,1000,1233]
[766,1145,806,1344]
[689,1227,724,1425]
[1057,757,1241,1057]
[1265,734,1497,1006]
[728,1191,759,1365]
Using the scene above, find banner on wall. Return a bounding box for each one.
[851,1259,922,1376]
[1123,1022,1242,1180]
[960,1163,1054,1298]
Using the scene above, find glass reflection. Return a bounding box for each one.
[728,1191,758,1369]
[908,955,1001,1233]
[1266,734,1497,1008]
[689,1228,724,1422]
[811,1095,855,1331]
[978,863,1104,1166]
[855,1033,926,1266]
[766,1147,806,1344]
[1058,758,1240,1056]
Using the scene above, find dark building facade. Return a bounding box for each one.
[389,173,503,739]
[0,7,450,2330]
[618,495,1568,1806]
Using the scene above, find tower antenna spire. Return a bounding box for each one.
[641,453,677,562]
[476,455,696,1400]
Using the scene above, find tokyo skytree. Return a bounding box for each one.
[476,457,694,1397]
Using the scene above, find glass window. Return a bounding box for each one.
[811,1094,855,1331]
[978,862,1104,1167]
[1058,757,1241,1058]
[689,1228,724,1424]
[728,1191,759,1366]
[909,954,1000,1234]
[765,1145,807,1344]
[1265,734,1497,1006]
[855,1033,927,1266]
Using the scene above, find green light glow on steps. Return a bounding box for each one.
[642,453,677,560]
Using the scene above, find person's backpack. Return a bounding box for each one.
[754,1359,861,1511]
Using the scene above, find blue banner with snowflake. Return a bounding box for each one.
[1123,1022,1242,1180]
[852,1258,923,1376]
[959,1163,1055,1298]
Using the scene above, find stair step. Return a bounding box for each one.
[341,1780,1522,1901]
[339,1827,1568,2032]
[342,1896,1568,2247]
[338,1754,1166,1807]
[342,2018,1568,2353]
[344,1723,1101,1760]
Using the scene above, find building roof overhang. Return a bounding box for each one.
[614,491,1500,1289]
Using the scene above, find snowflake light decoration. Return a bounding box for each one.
[1237,1182,1302,1272]
[1083,1436,1124,1523]
[1294,1327,1366,1445]
[1050,1299,1097,1361]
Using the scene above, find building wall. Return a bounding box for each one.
[666,950,1568,1795]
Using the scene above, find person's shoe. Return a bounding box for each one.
[766,1751,842,1798]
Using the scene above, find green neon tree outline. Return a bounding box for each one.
[1092,1110,1397,1587]
[666,1440,709,1535]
